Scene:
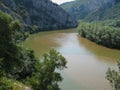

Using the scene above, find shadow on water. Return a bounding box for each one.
[77,35,120,63]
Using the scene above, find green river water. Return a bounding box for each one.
[23,29,120,90]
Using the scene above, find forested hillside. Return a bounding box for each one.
[0,0,77,33]
[61,0,120,21]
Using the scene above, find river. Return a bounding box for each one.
[23,29,120,90]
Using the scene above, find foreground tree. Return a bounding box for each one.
[0,11,22,77]
[106,61,120,90]
[0,11,37,79]
[27,49,67,90]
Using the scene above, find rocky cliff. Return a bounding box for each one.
[61,0,119,21]
[0,0,77,31]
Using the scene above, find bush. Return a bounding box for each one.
[0,77,12,90]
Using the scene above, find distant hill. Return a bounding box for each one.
[0,0,78,31]
[61,0,120,21]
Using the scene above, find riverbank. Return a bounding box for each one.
[77,21,120,49]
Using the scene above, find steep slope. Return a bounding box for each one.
[61,0,95,19]
[61,0,119,21]
[99,2,120,20]
[84,0,120,21]
[0,0,77,31]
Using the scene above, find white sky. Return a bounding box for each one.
[51,0,74,4]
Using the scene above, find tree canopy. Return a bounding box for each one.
[77,21,120,49]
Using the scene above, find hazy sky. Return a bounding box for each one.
[52,0,74,4]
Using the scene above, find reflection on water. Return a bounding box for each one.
[23,29,120,90]
[78,35,120,62]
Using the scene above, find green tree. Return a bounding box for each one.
[0,11,23,77]
[27,49,67,90]
[0,11,37,80]
[106,61,120,90]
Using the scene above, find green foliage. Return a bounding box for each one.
[0,10,38,78]
[77,21,120,49]
[27,49,67,90]
[0,11,67,90]
[115,20,120,27]
[106,61,120,90]
[25,25,41,34]
[0,11,37,88]
[0,11,23,76]
[14,48,37,80]
[0,77,12,90]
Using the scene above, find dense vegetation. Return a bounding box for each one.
[27,49,67,90]
[61,0,120,21]
[0,11,67,90]
[85,1,120,21]
[0,0,77,31]
[77,21,120,49]
[106,61,120,90]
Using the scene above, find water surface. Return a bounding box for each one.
[24,29,120,90]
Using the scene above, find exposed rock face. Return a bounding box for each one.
[61,0,117,21]
[0,0,78,30]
